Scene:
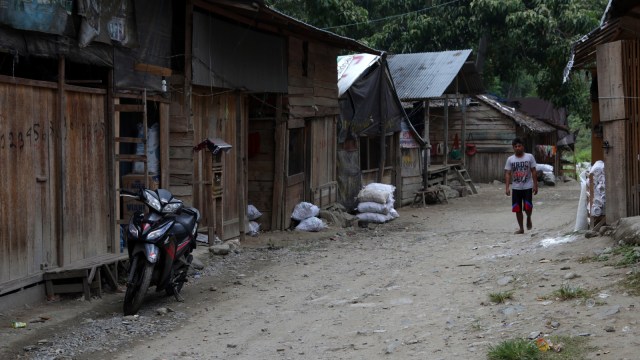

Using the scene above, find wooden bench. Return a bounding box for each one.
[43,253,128,301]
[412,186,448,207]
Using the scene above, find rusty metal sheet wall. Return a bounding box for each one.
[62,90,109,265]
[0,81,57,285]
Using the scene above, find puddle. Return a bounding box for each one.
[539,235,578,248]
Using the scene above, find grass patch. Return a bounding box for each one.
[488,336,592,360]
[577,255,597,263]
[487,338,539,360]
[612,245,640,267]
[489,291,514,304]
[551,285,591,301]
[619,272,640,296]
[539,335,593,359]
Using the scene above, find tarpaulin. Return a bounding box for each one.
[0,0,73,35]
[337,55,406,142]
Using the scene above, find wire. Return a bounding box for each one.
[323,0,463,31]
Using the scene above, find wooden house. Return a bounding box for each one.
[387,50,483,203]
[0,0,376,305]
[336,54,424,210]
[567,0,640,223]
[463,95,558,183]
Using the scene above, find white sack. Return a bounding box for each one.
[356,212,394,224]
[356,201,393,215]
[357,188,390,204]
[247,204,262,221]
[295,217,327,232]
[292,202,320,221]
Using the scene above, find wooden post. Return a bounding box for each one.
[423,100,430,189]
[236,93,245,241]
[271,95,285,230]
[444,95,449,167]
[57,56,67,266]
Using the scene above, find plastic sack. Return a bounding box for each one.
[295,217,327,232]
[357,188,390,204]
[389,208,399,219]
[357,201,393,215]
[133,122,160,175]
[291,202,320,221]
[356,212,394,223]
[247,204,262,221]
[574,170,589,231]
[536,163,554,173]
[364,182,396,194]
[247,221,260,236]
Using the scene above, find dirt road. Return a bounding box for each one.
[3,180,640,359]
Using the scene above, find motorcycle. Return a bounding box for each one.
[120,187,201,315]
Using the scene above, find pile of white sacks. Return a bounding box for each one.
[355,183,399,223]
[292,202,327,232]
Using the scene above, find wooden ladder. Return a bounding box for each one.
[114,89,149,227]
[453,165,477,194]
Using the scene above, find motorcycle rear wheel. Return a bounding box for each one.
[123,256,154,315]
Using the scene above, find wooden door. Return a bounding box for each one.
[61,88,110,265]
[0,79,56,291]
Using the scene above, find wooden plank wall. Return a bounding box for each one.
[169,89,194,204]
[467,152,511,183]
[247,118,275,230]
[62,88,109,265]
[0,80,57,286]
[400,147,423,206]
[619,39,640,220]
[309,117,337,208]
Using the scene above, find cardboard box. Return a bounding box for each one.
[121,174,159,220]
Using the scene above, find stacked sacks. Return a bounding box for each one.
[292,202,327,232]
[355,183,399,223]
[247,204,262,236]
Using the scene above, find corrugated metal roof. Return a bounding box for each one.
[476,95,556,134]
[387,50,478,100]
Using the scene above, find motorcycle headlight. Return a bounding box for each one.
[162,201,182,214]
[143,190,162,212]
[147,221,173,242]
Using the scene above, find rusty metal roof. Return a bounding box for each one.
[476,95,556,134]
[387,50,484,101]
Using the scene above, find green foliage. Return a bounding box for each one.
[267,0,608,128]
[612,245,640,267]
[551,285,590,300]
[488,290,514,304]
[487,338,539,360]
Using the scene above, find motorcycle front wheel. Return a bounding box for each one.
[123,255,154,315]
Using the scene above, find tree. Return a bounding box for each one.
[267,0,607,128]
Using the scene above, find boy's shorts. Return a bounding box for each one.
[512,188,533,213]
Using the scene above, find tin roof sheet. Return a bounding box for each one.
[387,50,480,100]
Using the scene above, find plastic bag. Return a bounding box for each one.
[292,202,320,221]
[295,217,327,232]
[247,204,262,221]
[356,201,393,215]
[356,212,393,223]
[357,188,390,204]
[133,122,160,175]
[247,221,260,236]
[364,182,396,194]
[574,170,589,231]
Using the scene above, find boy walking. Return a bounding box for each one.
[505,138,538,234]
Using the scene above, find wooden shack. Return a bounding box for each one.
[568,0,640,223]
[0,0,376,305]
[336,54,423,209]
[460,95,558,183]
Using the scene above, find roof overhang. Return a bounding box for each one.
[196,0,380,55]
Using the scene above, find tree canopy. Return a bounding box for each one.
[267,0,608,127]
